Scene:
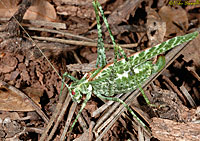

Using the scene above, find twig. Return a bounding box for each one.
[193,87,200,100]
[89,121,95,141]
[0,18,66,29]
[72,50,82,64]
[39,86,67,141]
[180,85,196,107]
[25,127,44,134]
[162,75,187,104]
[46,92,72,141]
[26,27,94,42]
[4,0,32,37]
[60,102,77,141]
[31,36,138,48]
[186,66,200,81]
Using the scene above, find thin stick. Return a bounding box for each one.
[0,18,66,29]
[39,87,67,141]
[32,36,138,48]
[162,75,187,104]
[46,93,72,141]
[27,26,94,42]
[60,102,77,141]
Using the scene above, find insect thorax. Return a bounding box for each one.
[71,79,94,102]
[91,58,154,96]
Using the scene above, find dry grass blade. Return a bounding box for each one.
[0,18,66,29]
[31,36,138,48]
[60,102,77,141]
[26,26,94,42]
[180,85,196,107]
[93,92,131,133]
[39,87,68,141]
[46,93,72,141]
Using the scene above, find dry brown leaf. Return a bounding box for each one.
[182,33,200,67]
[146,7,166,46]
[0,86,41,111]
[0,0,57,21]
[24,0,57,21]
[56,5,95,19]
[53,0,108,19]
[22,87,43,106]
[0,0,19,18]
[159,6,189,36]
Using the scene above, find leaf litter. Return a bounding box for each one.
[0,0,200,140]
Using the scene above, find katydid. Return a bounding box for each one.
[62,0,199,133]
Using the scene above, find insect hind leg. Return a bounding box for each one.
[152,55,166,73]
[93,0,107,67]
[115,44,128,61]
[93,0,128,65]
[95,93,147,128]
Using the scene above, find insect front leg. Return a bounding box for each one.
[63,72,79,82]
[59,72,74,97]
[69,90,92,132]
[95,93,148,129]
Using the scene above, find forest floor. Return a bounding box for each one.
[0,0,200,140]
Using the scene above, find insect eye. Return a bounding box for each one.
[71,90,75,95]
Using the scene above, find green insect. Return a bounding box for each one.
[62,0,199,133]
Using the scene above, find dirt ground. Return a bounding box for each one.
[0,0,200,140]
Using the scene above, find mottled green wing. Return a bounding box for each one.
[129,31,198,68]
